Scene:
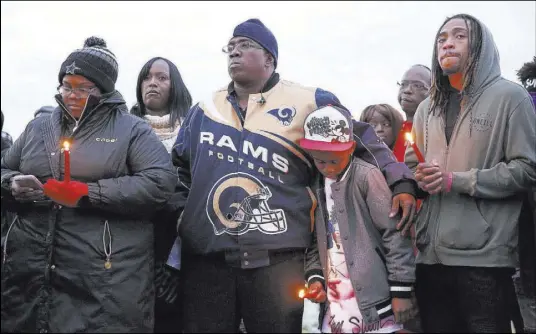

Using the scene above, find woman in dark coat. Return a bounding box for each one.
[0,36,177,333]
[131,56,192,333]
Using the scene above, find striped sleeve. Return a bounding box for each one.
[388,280,413,298]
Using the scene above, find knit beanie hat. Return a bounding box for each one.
[58,36,118,93]
[233,19,278,68]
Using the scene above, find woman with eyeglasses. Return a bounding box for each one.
[130,57,192,333]
[0,36,177,333]
[359,104,404,150]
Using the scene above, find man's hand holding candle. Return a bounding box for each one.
[415,160,453,195]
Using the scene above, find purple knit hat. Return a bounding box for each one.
[233,18,278,68]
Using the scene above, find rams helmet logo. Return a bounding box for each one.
[206,173,287,236]
[267,106,296,126]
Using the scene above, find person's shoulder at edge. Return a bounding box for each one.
[349,156,383,175]
[491,77,534,103]
[347,156,392,197]
[279,79,318,93]
[108,104,164,141]
[213,78,318,94]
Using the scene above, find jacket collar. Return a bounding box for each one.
[337,162,352,182]
[42,91,126,179]
[227,72,280,96]
[53,90,127,135]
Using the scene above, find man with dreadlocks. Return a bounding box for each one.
[514,56,536,334]
[405,13,536,333]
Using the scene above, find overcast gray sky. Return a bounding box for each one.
[1,1,535,138]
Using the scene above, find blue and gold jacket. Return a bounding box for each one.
[169,73,415,268]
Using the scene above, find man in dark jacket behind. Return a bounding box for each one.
[1,111,13,159]
[514,56,536,333]
[34,105,55,119]
[1,110,14,275]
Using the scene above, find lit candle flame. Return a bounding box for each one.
[405,132,425,163]
[63,140,71,183]
[404,132,414,145]
[298,289,306,299]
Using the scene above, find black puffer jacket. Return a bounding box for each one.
[0,91,177,333]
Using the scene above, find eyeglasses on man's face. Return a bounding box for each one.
[222,40,263,54]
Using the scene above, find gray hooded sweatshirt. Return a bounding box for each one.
[406,19,536,268]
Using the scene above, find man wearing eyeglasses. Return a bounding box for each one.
[392,65,431,162]
[390,65,431,333]
[170,18,418,333]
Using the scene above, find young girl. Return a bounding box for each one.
[359,104,404,151]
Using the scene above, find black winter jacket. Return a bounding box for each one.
[0,91,177,333]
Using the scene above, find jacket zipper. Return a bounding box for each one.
[103,220,112,269]
[2,215,19,265]
[315,187,329,273]
[54,97,106,184]
[441,93,478,170]
[57,98,86,135]
[433,112,451,256]
[56,96,105,137]
[433,99,472,255]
